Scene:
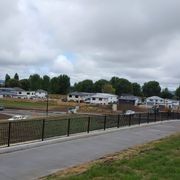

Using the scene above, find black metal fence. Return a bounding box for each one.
[0,112,179,147]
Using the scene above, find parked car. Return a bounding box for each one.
[68,107,77,114]
[124,110,135,115]
[8,115,28,121]
[0,105,4,111]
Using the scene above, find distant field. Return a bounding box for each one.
[44,133,180,180]
[0,98,58,110]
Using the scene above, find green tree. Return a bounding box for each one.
[110,76,120,91]
[74,79,94,92]
[50,77,59,94]
[175,86,180,100]
[20,79,30,91]
[102,84,115,94]
[14,73,19,81]
[5,74,11,87]
[8,79,20,87]
[42,75,50,92]
[57,74,70,94]
[132,82,142,96]
[93,79,109,92]
[142,81,161,97]
[29,74,42,90]
[161,88,173,99]
[110,77,132,95]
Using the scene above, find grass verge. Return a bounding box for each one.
[43,133,180,180]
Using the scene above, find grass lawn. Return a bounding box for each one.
[0,98,56,109]
[44,133,180,180]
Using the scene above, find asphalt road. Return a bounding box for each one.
[0,120,179,180]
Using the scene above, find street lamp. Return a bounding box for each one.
[46,93,49,116]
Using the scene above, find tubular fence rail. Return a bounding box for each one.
[0,112,180,147]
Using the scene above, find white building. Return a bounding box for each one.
[145,96,180,109]
[119,94,142,106]
[15,90,36,99]
[89,93,118,105]
[67,92,94,102]
[145,96,164,106]
[35,89,47,99]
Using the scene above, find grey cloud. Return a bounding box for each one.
[0,0,179,88]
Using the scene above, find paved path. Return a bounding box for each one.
[0,120,179,180]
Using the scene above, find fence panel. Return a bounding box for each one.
[0,112,179,147]
[69,117,88,135]
[162,112,169,121]
[10,120,42,144]
[118,115,130,127]
[90,115,105,131]
[44,119,68,139]
[106,115,118,129]
[131,114,141,125]
[0,122,9,146]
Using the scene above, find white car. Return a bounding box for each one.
[124,110,135,115]
[8,115,28,121]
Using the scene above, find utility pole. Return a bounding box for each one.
[46,93,49,116]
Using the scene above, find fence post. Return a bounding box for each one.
[87,116,91,133]
[154,112,157,122]
[139,113,141,125]
[128,115,131,126]
[160,112,162,122]
[67,118,71,136]
[104,115,107,130]
[41,119,45,141]
[147,112,149,123]
[8,122,11,147]
[117,114,120,128]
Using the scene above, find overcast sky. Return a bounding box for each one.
[0,0,180,89]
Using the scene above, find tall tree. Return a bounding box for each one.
[102,84,115,94]
[20,79,30,91]
[29,74,42,91]
[8,79,20,87]
[5,74,11,87]
[132,82,142,96]
[74,79,94,92]
[14,73,19,81]
[57,74,70,94]
[142,81,161,97]
[110,76,120,91]
[42,75,50,92]
[93,79,109,92]
[175,86,180,100]
[110,77,132,95]
[161,88,173,99]
[50,77,59,94]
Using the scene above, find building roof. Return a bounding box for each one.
[36,89,47,93]
[146,96,164,100]
[69,92,95,96]
[119,94,141,101]
[13,87,25,92]
[91,93,118,99]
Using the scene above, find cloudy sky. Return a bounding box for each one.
[0,0,180,89]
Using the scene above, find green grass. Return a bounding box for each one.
[44,134,180,180]
[0,98,55,109]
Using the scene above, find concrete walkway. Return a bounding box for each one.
[0,120,179,180]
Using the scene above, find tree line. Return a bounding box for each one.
[1,73,180,99]
[3,73,70,94]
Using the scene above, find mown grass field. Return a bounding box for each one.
[44,133,180,180]
[0,98,56,109]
